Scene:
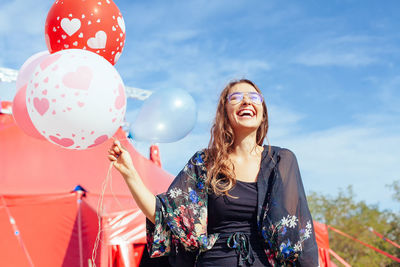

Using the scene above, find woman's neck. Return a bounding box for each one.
[232,131,262,157]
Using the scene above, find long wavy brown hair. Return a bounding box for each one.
[204,79,269,196]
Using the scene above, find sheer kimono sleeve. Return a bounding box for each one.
[264,149,319,266]
[145,151,210,259]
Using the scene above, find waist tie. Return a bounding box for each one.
[224,232,255,266]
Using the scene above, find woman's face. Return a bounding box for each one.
[225,82,264,134]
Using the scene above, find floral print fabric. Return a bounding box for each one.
[146,146,319,266]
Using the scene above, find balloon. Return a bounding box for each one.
[16,51,50,90]
[26,49,126,150]
[12,84,45,140]
[12,51,50,139]
[131,89,197,143]
[45,0,126,65]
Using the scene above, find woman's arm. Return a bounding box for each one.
[108,140,156,223]
[262,148,319,266]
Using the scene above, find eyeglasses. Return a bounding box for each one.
[226,92,264,105]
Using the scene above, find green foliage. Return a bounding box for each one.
[307,183,400,267]
[386,180,400,204]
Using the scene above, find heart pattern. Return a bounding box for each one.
[87,31,107,49]
[117,17,125,33]
[33,97,50,116]
[88,135,108,148]
[49,135,74,147]
[61,18,81,36]
[45,0,126,65]
[27,49,125,150]
[40,54,61,70]
[62,66,93,90]
[114,52,121,64]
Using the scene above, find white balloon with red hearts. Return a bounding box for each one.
[26,49,126,150]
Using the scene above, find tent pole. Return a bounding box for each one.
[77,191,84,267]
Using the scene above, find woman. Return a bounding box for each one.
[108,79,319,266]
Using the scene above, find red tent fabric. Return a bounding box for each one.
[313,221,352,267]
[314,221,333,267]
[0,104,173,267]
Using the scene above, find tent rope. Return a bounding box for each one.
[328,225,400,263]
[328,248,351,267]
[0,194,35,267]
[368,227,400,249]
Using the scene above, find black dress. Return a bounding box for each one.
[196,180,271,267]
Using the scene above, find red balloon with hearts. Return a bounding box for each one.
[45,0,126,65]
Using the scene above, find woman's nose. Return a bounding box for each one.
[242,94,252,104]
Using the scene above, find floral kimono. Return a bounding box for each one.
[146,146,319,266]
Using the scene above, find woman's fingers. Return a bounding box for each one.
[114,140,123,150]
[115,140,129,153]
[108,139,135,177]
[108,154,117,161]
[110,140,124,155]
[108,149,118,157]
[109,139,131,162]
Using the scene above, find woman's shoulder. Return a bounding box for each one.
[187,149,207,165]
[267,145,297,161]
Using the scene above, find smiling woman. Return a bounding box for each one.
[108,79,319,267]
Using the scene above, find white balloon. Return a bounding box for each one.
[16,51,50,91]
[26,49,126,149]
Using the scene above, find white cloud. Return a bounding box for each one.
[0,0,49,35]
[268,104,305,139]
[379,75,400,113]
[296,52,376,67]
[155,30,199,43]
[274,122,400,210]
[294,35,382,67]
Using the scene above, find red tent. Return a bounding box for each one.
[0,101,173,267]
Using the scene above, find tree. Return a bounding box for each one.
[386,180,400,205]
[308,184,400,266]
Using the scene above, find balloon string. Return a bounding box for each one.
[110,136,129,210]
[0,194,35,267]
[91,162,113,267]
[90,136,144,266]
[109,169,124,210]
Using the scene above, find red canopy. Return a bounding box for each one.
[0,102,173,267]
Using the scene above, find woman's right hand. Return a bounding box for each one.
[108,139,156,223]
[108,139,136,179]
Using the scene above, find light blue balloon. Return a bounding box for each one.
[130,88,197,143]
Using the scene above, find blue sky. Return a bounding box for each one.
[0,0,399,211]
